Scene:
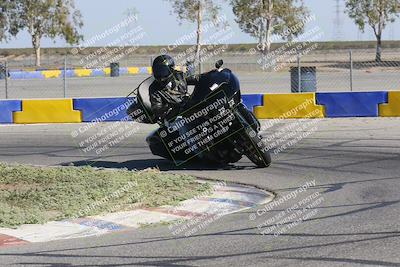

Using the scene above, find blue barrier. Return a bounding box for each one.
[242,94,264,112]
[91,69,106,77]
[63,70,76,78]
[139,67,150,74]
[316,92,388,117]
[73,97,135,122]
[8,67,151,80]
[0,100,22,123]
[119,67,129,75]
[74,95,261,123]
[10,71,45,79]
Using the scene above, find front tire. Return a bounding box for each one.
[202,142,243,165]
[242,128,271,168]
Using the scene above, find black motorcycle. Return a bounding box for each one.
[127,60,271,168]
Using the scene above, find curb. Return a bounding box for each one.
[0,181,274,248]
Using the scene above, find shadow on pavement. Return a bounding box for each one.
[6,230,400,267]
[66,159,253,171]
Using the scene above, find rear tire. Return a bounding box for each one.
[146,131,174,161]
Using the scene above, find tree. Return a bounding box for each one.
[166,0,221,71]
[0,0,22,41]
[1,0,83,66]
[346,0,400,62]
[230,0,309,55]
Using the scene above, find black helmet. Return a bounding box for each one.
[152,55,175,83]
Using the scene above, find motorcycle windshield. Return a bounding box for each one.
[190,69,241,105]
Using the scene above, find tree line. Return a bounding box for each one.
[0,0,399,66]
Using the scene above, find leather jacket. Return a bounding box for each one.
[149,70,199,123]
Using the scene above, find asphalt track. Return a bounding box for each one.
[0,118,399,266]
[1,71,399,99]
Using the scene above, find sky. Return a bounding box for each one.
[1,0,400,49]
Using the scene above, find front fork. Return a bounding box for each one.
[228,105,262,153]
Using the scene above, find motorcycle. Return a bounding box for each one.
[127,60,271,168]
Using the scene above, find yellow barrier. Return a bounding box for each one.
[254,93,325,119]
[379,91,400,117]
[104,68,111,75]
[74,69,93,77]
[41,70,62,79]
[127,67,139,74]
[13,99,82,124]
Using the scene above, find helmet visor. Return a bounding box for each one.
[153,65,173,82]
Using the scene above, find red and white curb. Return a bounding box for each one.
[0,181,274,248]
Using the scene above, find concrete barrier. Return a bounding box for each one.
[74,97,135,122]
[8,67,152,80]
[1,92,399,124]
[0,100,22,123]
[379,91,400,117]
[13,99,82,124]
[242,94,263,112]
[316,92,387,117]
[254,93,325,119]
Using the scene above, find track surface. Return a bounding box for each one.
[0,118,399,266]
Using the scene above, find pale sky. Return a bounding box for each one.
[1,0,399,49]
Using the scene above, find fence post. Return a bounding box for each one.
[63,56,67,98]
[297,52,301,92]
[5,61,8,99]
[198,61,203,75]
[349,50,353,92]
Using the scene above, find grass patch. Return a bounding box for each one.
[0,163,210,228]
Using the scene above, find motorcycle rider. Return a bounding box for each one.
[129,56,268,166]
[149,54,198,123]
[146,55,199,160]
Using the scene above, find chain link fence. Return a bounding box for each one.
[1,47,399,99]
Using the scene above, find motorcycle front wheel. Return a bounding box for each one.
[202,142,243,165]
[241,128,271,168]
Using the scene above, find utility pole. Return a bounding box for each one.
[63,56,67,98]
[333,0,344,40]
[5,61,8,99]
[196,0,203,74]
[349,50,353,92]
